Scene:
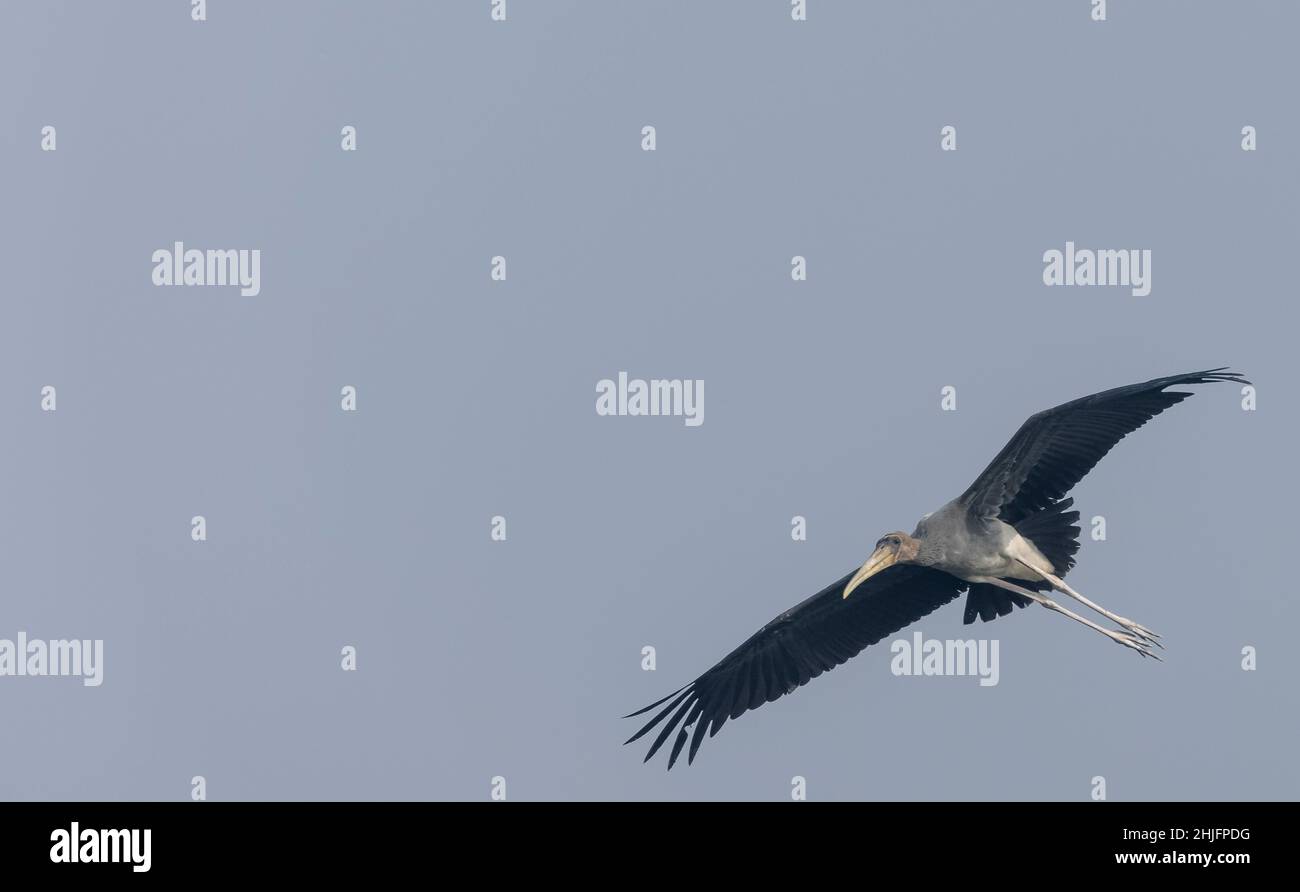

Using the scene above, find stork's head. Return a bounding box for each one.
[843,532,920,599]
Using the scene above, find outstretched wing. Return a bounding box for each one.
[959,368,1248,526]
[624,565,965,769]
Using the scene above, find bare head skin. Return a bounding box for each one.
[843,532,922,599]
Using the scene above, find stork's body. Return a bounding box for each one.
[858,499,1159,656]
[907,501,1055,583]
[625,369,1249,769]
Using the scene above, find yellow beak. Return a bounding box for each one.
[843,545,898,599]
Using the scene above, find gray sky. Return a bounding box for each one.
[1,1,1295,801]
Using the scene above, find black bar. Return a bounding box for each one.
[1,801,1285,878]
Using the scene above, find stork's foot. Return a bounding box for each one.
[1115,616,1163,648]
[1108,628,1163,661]
[1018,563,1166,649]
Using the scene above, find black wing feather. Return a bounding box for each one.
[959,368,1248,525]
[624,564,965,768]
